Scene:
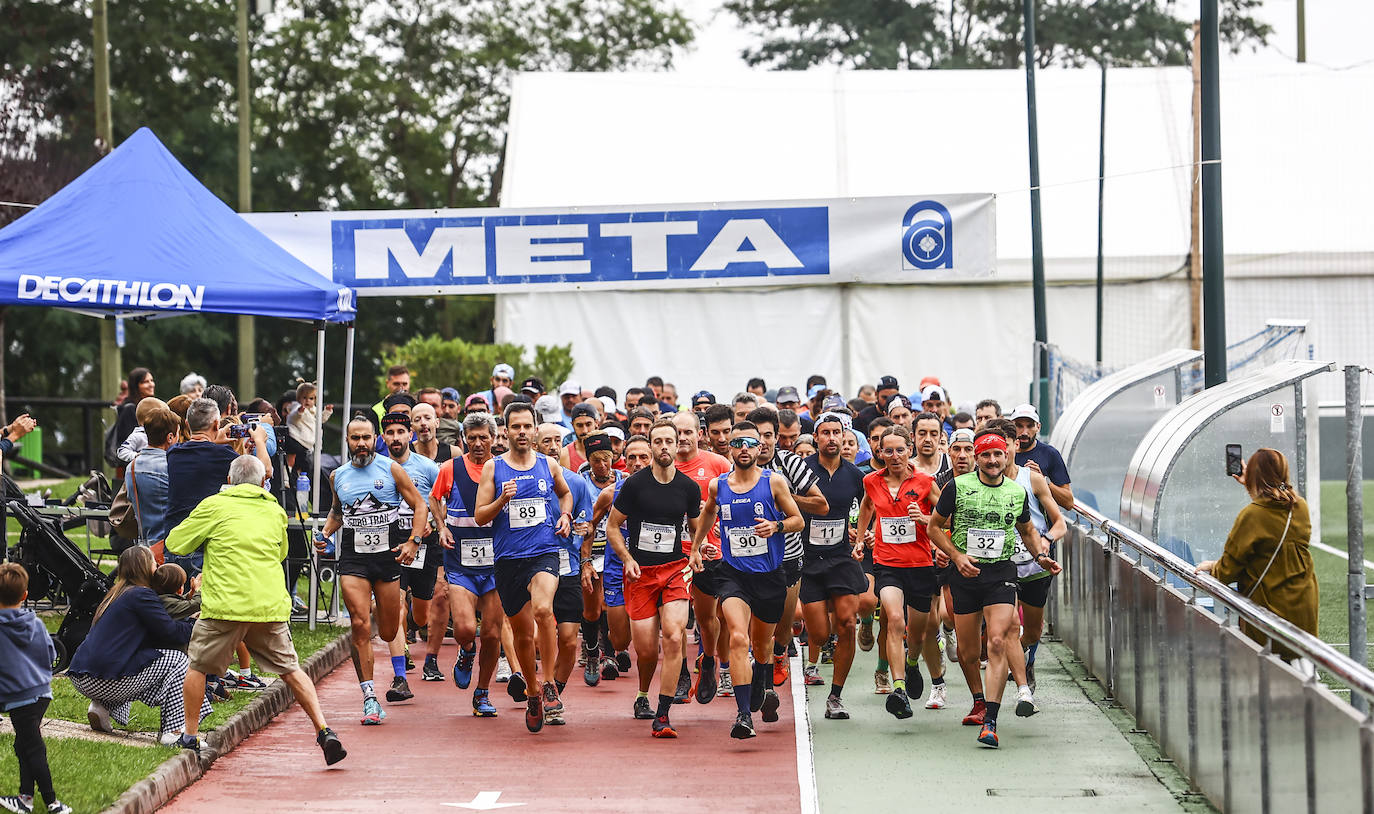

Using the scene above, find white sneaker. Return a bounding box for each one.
[925,682,948,709]
[1014,684,1039,717]
[943,628,958,663]
[87,701,114,733]
[494,656,512,683]
[873,669,892,694]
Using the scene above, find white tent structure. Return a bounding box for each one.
[496,64,1373,406]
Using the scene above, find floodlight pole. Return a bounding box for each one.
[1095,61,1106,367]
[1022,0,1050,427]
[236,0,256,400]
[1200,0,1227,388]
[93,0,122,420]
[1346,365,1367,712]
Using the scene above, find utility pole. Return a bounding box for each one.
[1188,23,1202,351]
[1296,0,1307,63]
[1022,0,1050,426]
[236,0,256,400]
[1094,61,1106,366]
[1201,0,1227,387]
[94,0,122,410]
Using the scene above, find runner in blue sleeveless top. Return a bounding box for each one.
[429,411,503,718]
[379,413,440,706]
[575,433,622,686]
[316,414,428,727]
[691,420,802,740]
[473,402,574,735]
[589,435,650,685]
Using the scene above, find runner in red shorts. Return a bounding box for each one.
[605,418,703,738]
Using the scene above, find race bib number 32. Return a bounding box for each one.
[967,528,1005,559]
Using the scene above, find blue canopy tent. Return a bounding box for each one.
[0,126,355,625]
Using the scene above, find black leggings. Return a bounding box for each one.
[9,698,55,805]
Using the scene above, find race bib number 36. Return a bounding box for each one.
[637,522,677,554]
[967,528,1005,559]
[460,538,494,568]
[508,497,546,529]
[727,527,768,558]
[879,516,916,544]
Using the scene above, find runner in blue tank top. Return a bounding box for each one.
[427,412,505,715]
[575,433,623,687]
[589,435,651,686]
[317,415,429,727]
[691,420,803,740]
[473,402,574,735]
[379,413,440,707]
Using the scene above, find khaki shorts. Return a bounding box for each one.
[187,619,301,677]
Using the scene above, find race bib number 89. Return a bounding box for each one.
[508,498,546,529]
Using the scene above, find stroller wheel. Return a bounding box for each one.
[51,639,69,673]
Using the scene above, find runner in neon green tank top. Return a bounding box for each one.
[928,430,1060,750]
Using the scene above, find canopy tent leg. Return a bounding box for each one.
[308,324,325,631]
[341,322,356,462]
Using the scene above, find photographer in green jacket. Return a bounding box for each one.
[166,454,347,765]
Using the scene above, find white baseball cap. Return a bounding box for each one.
[534,395,562,423]
[559,380,581,397]
[1008,403,1040,423]
[598,395,617,415]
[492,363,515,379]
[919,384,948,404]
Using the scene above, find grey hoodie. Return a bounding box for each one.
[0,607,56,708]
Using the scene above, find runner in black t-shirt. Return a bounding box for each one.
[1008,404,1073,509]
[606,419,701,738]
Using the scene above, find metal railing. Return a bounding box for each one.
[1052,501,1374,814]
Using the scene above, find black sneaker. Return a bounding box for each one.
[904,662,924,701]
[421,659,444,682]
[507,671,527,703]
[695,663,718,704]
[885,687,914,720]
[599,657,620,681]
[749,666,768,713]
[316,727,347,765]
[760,688,781,723]
[674,660,691,704]
[651,714,677,739]
[385,676,414,702]
[730,711,756,739]
[616,650,632,674]
[525,691,544,733]
[632,695,654,720]
[583,648,601,687]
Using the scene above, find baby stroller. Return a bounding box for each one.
[4,474,112,672]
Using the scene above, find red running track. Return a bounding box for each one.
[163,639,803,813]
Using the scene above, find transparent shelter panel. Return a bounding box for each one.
[1154,389,1301,565]
[1069,369,1180,520]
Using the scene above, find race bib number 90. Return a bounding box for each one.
[879,516,916,544]
[727,526,768,557]
[637,522,677,554]
[966,528,1005,559]
[508,497,546,529]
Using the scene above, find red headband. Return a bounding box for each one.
[973,434,1008,455]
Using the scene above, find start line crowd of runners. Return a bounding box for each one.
[315,367,1075,753]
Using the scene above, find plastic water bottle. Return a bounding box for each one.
[295,471,310,518]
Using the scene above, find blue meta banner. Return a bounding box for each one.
[331,207,830,288]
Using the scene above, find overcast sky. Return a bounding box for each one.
[672,0,1374,72]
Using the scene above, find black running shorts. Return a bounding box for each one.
[1017,574,1054,609]
[948,559,1019,615]
[872,564,937,612]
[554,574,584,624]
[799,555,868,604]
[493,552,561,617]
[715,563,788,625]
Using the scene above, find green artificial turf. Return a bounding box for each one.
[0,734,172,814]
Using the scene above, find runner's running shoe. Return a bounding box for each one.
[584,647,601,687]
[873,669,892,694]
[453,644,476,689]
[730,711,756,739]
[904,662,924,700]
[543,683,565,726]
[925,683,948,710]
[885,687,913,719]
[494,656,512,683]
[1015,685,1040,717]
[716,669,734,697]
[773,652,790,686]
[944,628,959,663]
[525,690,544,733]
[750,665,768,713]
[385,676,414,703]
[1026,659,1037,694]
[616,650,632,674]
[803,664,824,685]
[824,695,849,720]
[599,657,620,681]
[651,715,677,739]
[506,671,527,703]
[361,697,385,726]
[674,660,692,703]
[633,695,654,720]
[962,699,986,726]
[694,662,718,704]
[977,720,999,747]
[761,689,781,723]
[472,689,498,718]
[820,636,836,664]
[422,659,444,682]
[858,617,875,651]
[316,727,347,765]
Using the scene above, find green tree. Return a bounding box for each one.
[722,0,1270,70]
[379,335,574,400]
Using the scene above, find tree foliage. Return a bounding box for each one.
[722,0,1271,70]
[0,0,690,459]
[378,335,574,400]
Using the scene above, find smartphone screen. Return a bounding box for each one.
[1225,443,1243,476]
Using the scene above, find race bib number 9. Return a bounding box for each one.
[808,518,846,547]
[508,497,547,529]
[727,526,768,558]
[967,528,1005,559]
[879,516,917,544]
[637,522,677,554]
[460,538,494,568]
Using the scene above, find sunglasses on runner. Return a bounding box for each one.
[728,437,761,448]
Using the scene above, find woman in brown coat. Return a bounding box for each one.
[1196,448,1319,660]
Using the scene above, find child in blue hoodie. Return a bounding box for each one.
[0,563,70,814]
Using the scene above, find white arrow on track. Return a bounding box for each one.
[442,791,525,810]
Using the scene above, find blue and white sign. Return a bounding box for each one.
[246,194,995,295]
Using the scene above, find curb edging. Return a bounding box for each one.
[101,631,351,814]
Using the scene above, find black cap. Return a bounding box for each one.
[380,411,411,429]
[775,386,801,405]
[383,392,417,411]
[692,390,715,406]
[520,377,544,394]
[570,403,599,421]
[584,433,613,455]
[876,375,900,392]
